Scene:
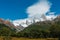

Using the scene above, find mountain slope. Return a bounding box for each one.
[21,21,51,33]
[0,18,25,32]
[0,23,16,36]
[17,16,60,38]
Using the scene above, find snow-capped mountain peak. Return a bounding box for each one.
[13,18,41,27]
[13,15,57,28]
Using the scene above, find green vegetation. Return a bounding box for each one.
[16,17,60,38]
[0,16,60,40]
[0,24,16,40]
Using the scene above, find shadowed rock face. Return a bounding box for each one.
[4,20,14,27]
[54,15,60,21]
[0,18,14,27]
[0,18,4,23]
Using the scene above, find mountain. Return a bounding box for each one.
[0,18,15,27]
[12,15,57,31]
[13,19,41,28]
[22,16,60,33]
[0,22,17,36]
[21,21,51,33]
[54,15,60,21]
[0,15,60,38]
[0,15,59,32]
[17,16,60,38]
[0,18,4,23]
[0,18,24,32]
[0,18,16,30]
[13,15,57,28]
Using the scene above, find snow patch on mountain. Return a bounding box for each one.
[13,18,40,27]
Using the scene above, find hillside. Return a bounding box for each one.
[0,18,25,32]
[22,22,51,33]
[17,16,60,38]
[0,23,16,36]
[22,15,60,32]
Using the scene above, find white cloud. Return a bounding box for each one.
[46,12,57,20]
[26,0,51,19]
[13,0,57,27]
[48,12,55,15]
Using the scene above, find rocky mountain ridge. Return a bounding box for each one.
[0,18,24,32]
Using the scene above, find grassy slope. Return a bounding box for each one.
[21,22,51,33]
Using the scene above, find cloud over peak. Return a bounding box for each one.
[26,0,51,19]
[13,0,57,27]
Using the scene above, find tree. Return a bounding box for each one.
[49,24,60,38]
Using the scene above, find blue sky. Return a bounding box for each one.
[0,0,60,20]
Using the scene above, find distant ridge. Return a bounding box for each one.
[0,18,24,32]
